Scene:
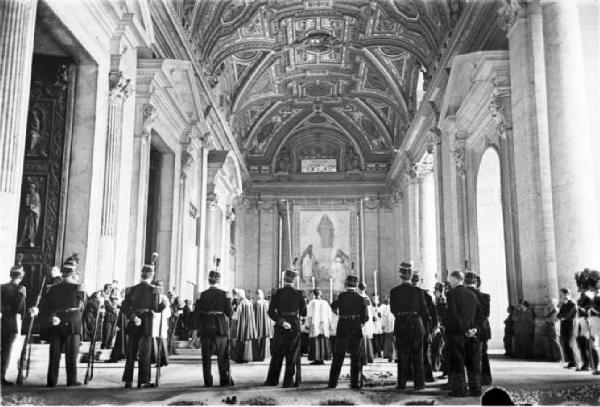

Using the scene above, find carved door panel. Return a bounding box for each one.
[16,54,75,314]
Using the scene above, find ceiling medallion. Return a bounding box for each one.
[295,29,342,55]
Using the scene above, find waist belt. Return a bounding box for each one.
[395,312,418,317]
[340,315,360,320]
[132,308,151,314]
[280,312,299,317]
[55,307,80,313]
[201,311,224,315]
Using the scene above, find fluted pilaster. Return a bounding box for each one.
[100,72,132,236]
[0,0,37,272]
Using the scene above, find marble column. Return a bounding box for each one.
[418,162,438,290]
[505,1,558,305]
[405,167,421,270]
[126,103,156,286]
[196,147,208,293]
[0,0,37,272]
[542,1,600,290]
[205,197,222,281]
[99,72,132,280]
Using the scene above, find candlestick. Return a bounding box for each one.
[329,278,333,302]
[373,270,378,297]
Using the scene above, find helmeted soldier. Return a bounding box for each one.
[465,272,492,385]
[411,272,437,383]
[446,270,483,397]
[40,254,86,387]
[121,255,165,388]
[192,260,234,387]
[390,262,428,391]
[327,274,368,389]
[264,265,307,387]
[1,255,37,385]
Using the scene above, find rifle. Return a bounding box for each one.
[155,307,163,387]
[17,272,46,385]
[84,304,103,384]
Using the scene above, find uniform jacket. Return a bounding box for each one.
[121,281,163,337]
[390,283,428,323]
[193,286,233,337]
[268,284,307,332]
[335,290,368,338]
[1,282,26,334]
[467,287,491,341]
[557,299,577,336]
[421,289,438,333]
[445,284,482,337]
[41,281,86,335]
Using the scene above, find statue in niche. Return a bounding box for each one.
[275,145,291,173]
[317,214,335,248]
[345,146,361,172]
[18,181,42,248]
[26,109,47,157]
[301,244,314,281]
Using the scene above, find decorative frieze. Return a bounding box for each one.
[451,139,467,177]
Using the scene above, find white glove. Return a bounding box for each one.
[133,316,142,326]
[282,321,292,330]
[52,316,61,326]
[29,306,39,317]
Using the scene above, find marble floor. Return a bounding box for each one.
[2,349,599,405]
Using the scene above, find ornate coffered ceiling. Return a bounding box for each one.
[174,0,459,176]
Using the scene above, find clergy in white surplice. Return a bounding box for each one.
[305,288,332,365]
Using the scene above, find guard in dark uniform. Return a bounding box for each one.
[41,255,86,387]
[264,267,307,387]
[411,273,437,383]
[1,256,35,385]
[192,266,233,387]
[121,259,165,388]
[390,263,428,390]
[327,274,368,389]
[446,270,483,397]
[465,272,492,385]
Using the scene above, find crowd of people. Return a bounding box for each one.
[502,273,600,376]
[1,253,599,397]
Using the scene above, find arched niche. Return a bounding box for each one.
[271,128,365,174]
[475,147,509,349]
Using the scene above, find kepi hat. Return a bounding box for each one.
[10,254,24,278]
[399,262,412,280]
[141,252,158,277]
[62,253,79,276]
[345,274,359,288]
[208,258,221,284]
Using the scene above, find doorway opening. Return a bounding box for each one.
[145,146,161,265]
[476,147,509,350]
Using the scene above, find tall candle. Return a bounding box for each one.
[373,270,378,297]
[311,276,315,289]
[329,278,333,303]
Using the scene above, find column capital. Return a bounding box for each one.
[497,0,527,33]
[489,86,510,140]
[181,149,194,179]
[109,71,134,102]
[451,139,467,177]
[141,103,157,142]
